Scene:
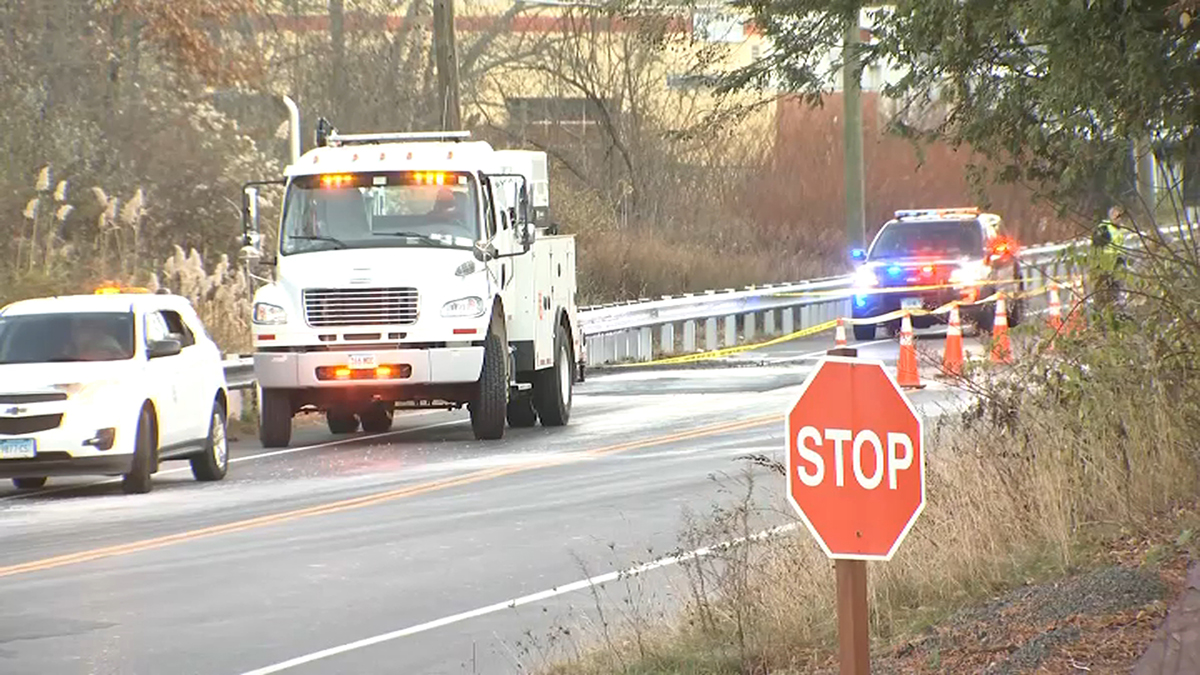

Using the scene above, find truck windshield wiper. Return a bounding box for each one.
[373,231,461,246]
[287,234,347,249]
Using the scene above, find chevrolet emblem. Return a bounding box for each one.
[4,406,27,416]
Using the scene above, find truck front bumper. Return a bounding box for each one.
[254,347,485,389]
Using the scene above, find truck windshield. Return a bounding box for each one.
[869,221,984,260]
[0,312,135,363]
[280,171,480,255]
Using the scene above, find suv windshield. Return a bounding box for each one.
[0,312,135,363]
[281,171,480,255]
[869,220,985,259]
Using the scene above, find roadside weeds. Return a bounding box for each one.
[531,310,1200,675]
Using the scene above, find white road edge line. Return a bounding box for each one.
[236,522,801,675]
[0,419,464,502]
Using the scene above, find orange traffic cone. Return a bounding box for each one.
[1044,283,1063,351]
[1047,282,1063,334]
[942,304,964,376]
[990,294,1013,364]
[835,317,848,347]
[897,312,924,389]
[1063,279,1086,335]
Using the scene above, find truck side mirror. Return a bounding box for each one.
[522,222,536,250]
[474,241,497,262]
[243,186,260,237]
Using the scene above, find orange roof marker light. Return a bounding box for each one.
[94,285,151,295]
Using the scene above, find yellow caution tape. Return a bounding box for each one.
[604,279,1088,368]
[772,275,1074,300]
[610,319,840,368]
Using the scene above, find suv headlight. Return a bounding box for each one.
[54,380,120,405]
[441,297,486,318]
[253,302,287,325]
[949,262,988,286]
[852,266,878,289]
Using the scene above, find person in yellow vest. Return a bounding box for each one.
[1089,205,1128,311]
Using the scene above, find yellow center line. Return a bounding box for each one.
[0,414,780,579]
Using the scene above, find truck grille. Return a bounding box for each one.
[303,288,419,327]
[0,414,63,435]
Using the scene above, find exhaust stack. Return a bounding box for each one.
[282,95,300,165]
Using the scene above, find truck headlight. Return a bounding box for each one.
[441,297,486,318]
[852,266,878,289]
[253,302,288,325]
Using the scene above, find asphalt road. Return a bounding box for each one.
[0,328,981,675]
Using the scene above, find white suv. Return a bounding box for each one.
[0,288,231,493]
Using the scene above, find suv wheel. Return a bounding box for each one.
[122,408,155,494]
[190,401,229,482]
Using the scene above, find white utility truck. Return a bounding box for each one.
[240,111,581,447]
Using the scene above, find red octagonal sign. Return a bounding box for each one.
[786,356,925,560]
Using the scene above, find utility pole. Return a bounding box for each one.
[432,0,463,131]
[843,9,866,250]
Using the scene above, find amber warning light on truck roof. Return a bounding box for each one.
[317,172,467,189]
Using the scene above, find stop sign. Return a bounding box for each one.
[786,356,925,560]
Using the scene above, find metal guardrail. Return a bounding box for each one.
[218,223,1193,383]
[223,356,256,390]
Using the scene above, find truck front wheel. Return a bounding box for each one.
[259,388,293,448]
[470,332,508,440]
[534,324,573,427]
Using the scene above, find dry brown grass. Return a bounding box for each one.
[541,312,1200,674]
[151,245,252,355]
[2,170,253,354]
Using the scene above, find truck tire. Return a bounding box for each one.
[327,409,360,435]
[122,408,155,494]
[259,388,293,448]
[360,403,394,434]
[506,396,538,427]
[470,331,508,440]
[853,324,876,341]
[190,400,229,482]
[534,324,572,427]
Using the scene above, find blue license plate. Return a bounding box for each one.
[0,439,36,460]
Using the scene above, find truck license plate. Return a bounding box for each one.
[901,297,923,310]
[348,353,377,369]
[0,439,37,460]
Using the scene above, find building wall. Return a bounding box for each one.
[766,91,1057,246]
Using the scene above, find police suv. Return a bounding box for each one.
[0,288,230,493]
[850,207,1025,340]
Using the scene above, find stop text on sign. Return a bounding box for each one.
[794,427,915,490]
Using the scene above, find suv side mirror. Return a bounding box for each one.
[148,338,182,359]
[850,248,867,262]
